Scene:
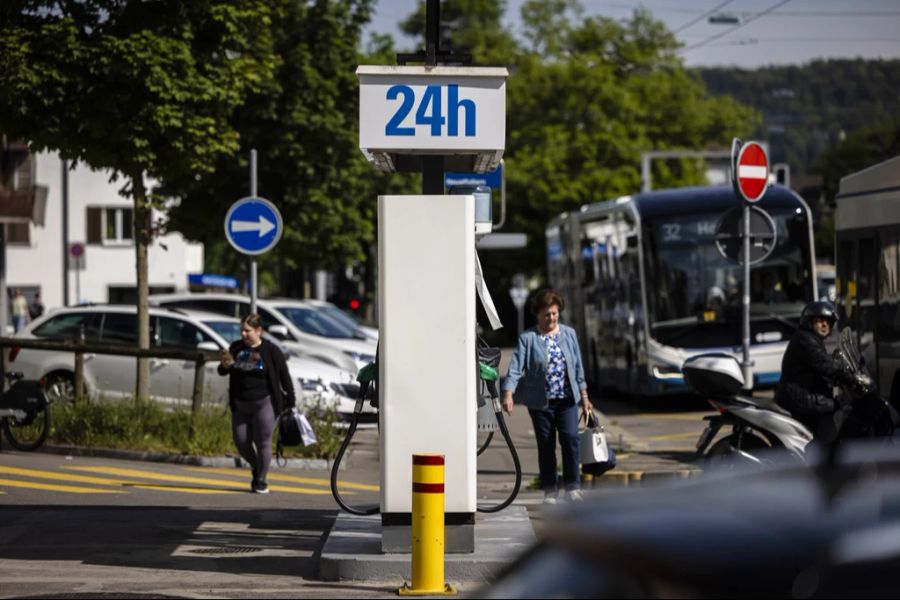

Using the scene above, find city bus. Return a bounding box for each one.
[835,155,900,407]
[546,184,817,397]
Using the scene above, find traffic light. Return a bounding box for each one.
[349,298,361,312]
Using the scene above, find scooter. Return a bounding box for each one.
[684,353,813,464]
[686,327,898,465]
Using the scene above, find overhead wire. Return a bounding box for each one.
[680,0,795,53]
[671,0,736,34]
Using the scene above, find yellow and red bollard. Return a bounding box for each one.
[398,453,457,596]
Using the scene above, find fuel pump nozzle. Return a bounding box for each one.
[330,360,379,516]
[476,343,522,513]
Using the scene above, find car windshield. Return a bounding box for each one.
[203,320,242,343]
[643,205,814,348]
[321,305,361,330]
[275,306,358,339]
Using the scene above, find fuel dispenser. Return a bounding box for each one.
[330,61,515,553]
[329,192,522,550]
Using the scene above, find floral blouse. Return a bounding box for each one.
[542,332,571,399]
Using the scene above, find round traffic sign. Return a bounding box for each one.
[69,242,84,258]
[714,206,777,265]
[224,197,283,256]
[735,142,769,203]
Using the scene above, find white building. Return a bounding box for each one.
[6,151,203,313]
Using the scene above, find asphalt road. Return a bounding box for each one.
[0,368,723,598]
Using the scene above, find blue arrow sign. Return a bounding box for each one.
[224,197,283,255]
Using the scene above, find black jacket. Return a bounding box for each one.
[218,339,296,415]
[775,325,854,418]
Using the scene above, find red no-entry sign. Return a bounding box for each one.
[735,141,769,203]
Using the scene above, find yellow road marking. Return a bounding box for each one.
[0,478,121,494]
[67,466,339,495]
[0,464,139,486]
[185,466,380,492]
[0,465,239,495]
[125,484,240,495]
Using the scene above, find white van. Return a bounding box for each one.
[149,293,376,372]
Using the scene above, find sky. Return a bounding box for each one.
[363,0,900,69]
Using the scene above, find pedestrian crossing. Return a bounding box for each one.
[0,463,380,496]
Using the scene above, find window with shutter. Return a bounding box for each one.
[87,207,102,244]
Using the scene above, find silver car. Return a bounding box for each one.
[8,305,371,418]
[149,293,377,372]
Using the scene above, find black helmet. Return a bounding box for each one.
[801,300,837,327]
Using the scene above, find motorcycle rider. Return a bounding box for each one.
[775,300,860,443]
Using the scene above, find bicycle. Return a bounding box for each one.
[0,372,50,451]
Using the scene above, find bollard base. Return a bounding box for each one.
[398,583,457,596]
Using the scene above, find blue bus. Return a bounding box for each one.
[546,184,818,397]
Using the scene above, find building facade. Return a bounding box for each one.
[5,150,203,315]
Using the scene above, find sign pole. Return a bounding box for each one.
[742,201,752,391]
[250,149,258,315]
[732,138,770,392]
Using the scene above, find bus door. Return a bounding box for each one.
[620,232,643,395]
[837,235,878,378]
[876,229,900,406]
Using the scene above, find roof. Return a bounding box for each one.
[632,184,807,221]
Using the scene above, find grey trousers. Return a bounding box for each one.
[231,395,276,483]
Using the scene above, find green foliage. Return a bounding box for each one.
[699,59,900,176]
[50,398,233,456]
[478,5,758,343]
[0,1,278,184]
[816,114,900,204]
[49,398,345,459]
[811,114,900,261]
[399,0,519,65]
[162,0,390,277]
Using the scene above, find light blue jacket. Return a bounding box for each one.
[502,324,587,410]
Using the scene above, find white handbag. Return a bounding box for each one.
[579,410,610,465]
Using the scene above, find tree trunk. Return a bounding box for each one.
[133,177,151,401]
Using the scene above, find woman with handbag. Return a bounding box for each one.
[502,289,592,505]
[217,313,296,494]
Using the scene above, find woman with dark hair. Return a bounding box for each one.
[502,289,592,504]
[218,313,296,493]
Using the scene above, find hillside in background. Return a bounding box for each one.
[698,59,900,177]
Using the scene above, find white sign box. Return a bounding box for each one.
[357,66,507,171]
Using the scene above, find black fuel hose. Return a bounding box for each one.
[477,431,494,455]
[477,391,522,513]
[330,380,379,516]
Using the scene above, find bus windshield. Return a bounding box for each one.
[643,205,814,348]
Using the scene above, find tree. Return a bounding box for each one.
[0,0,278,399]
[496,7,758,297]
[161,0,412,299]
[397,2,759,343]
[399,0,519,66]
[812,114,900,260]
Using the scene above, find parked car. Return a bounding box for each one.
[8,305,373,419]
[149,293,376,372]
[481,441,900,598]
